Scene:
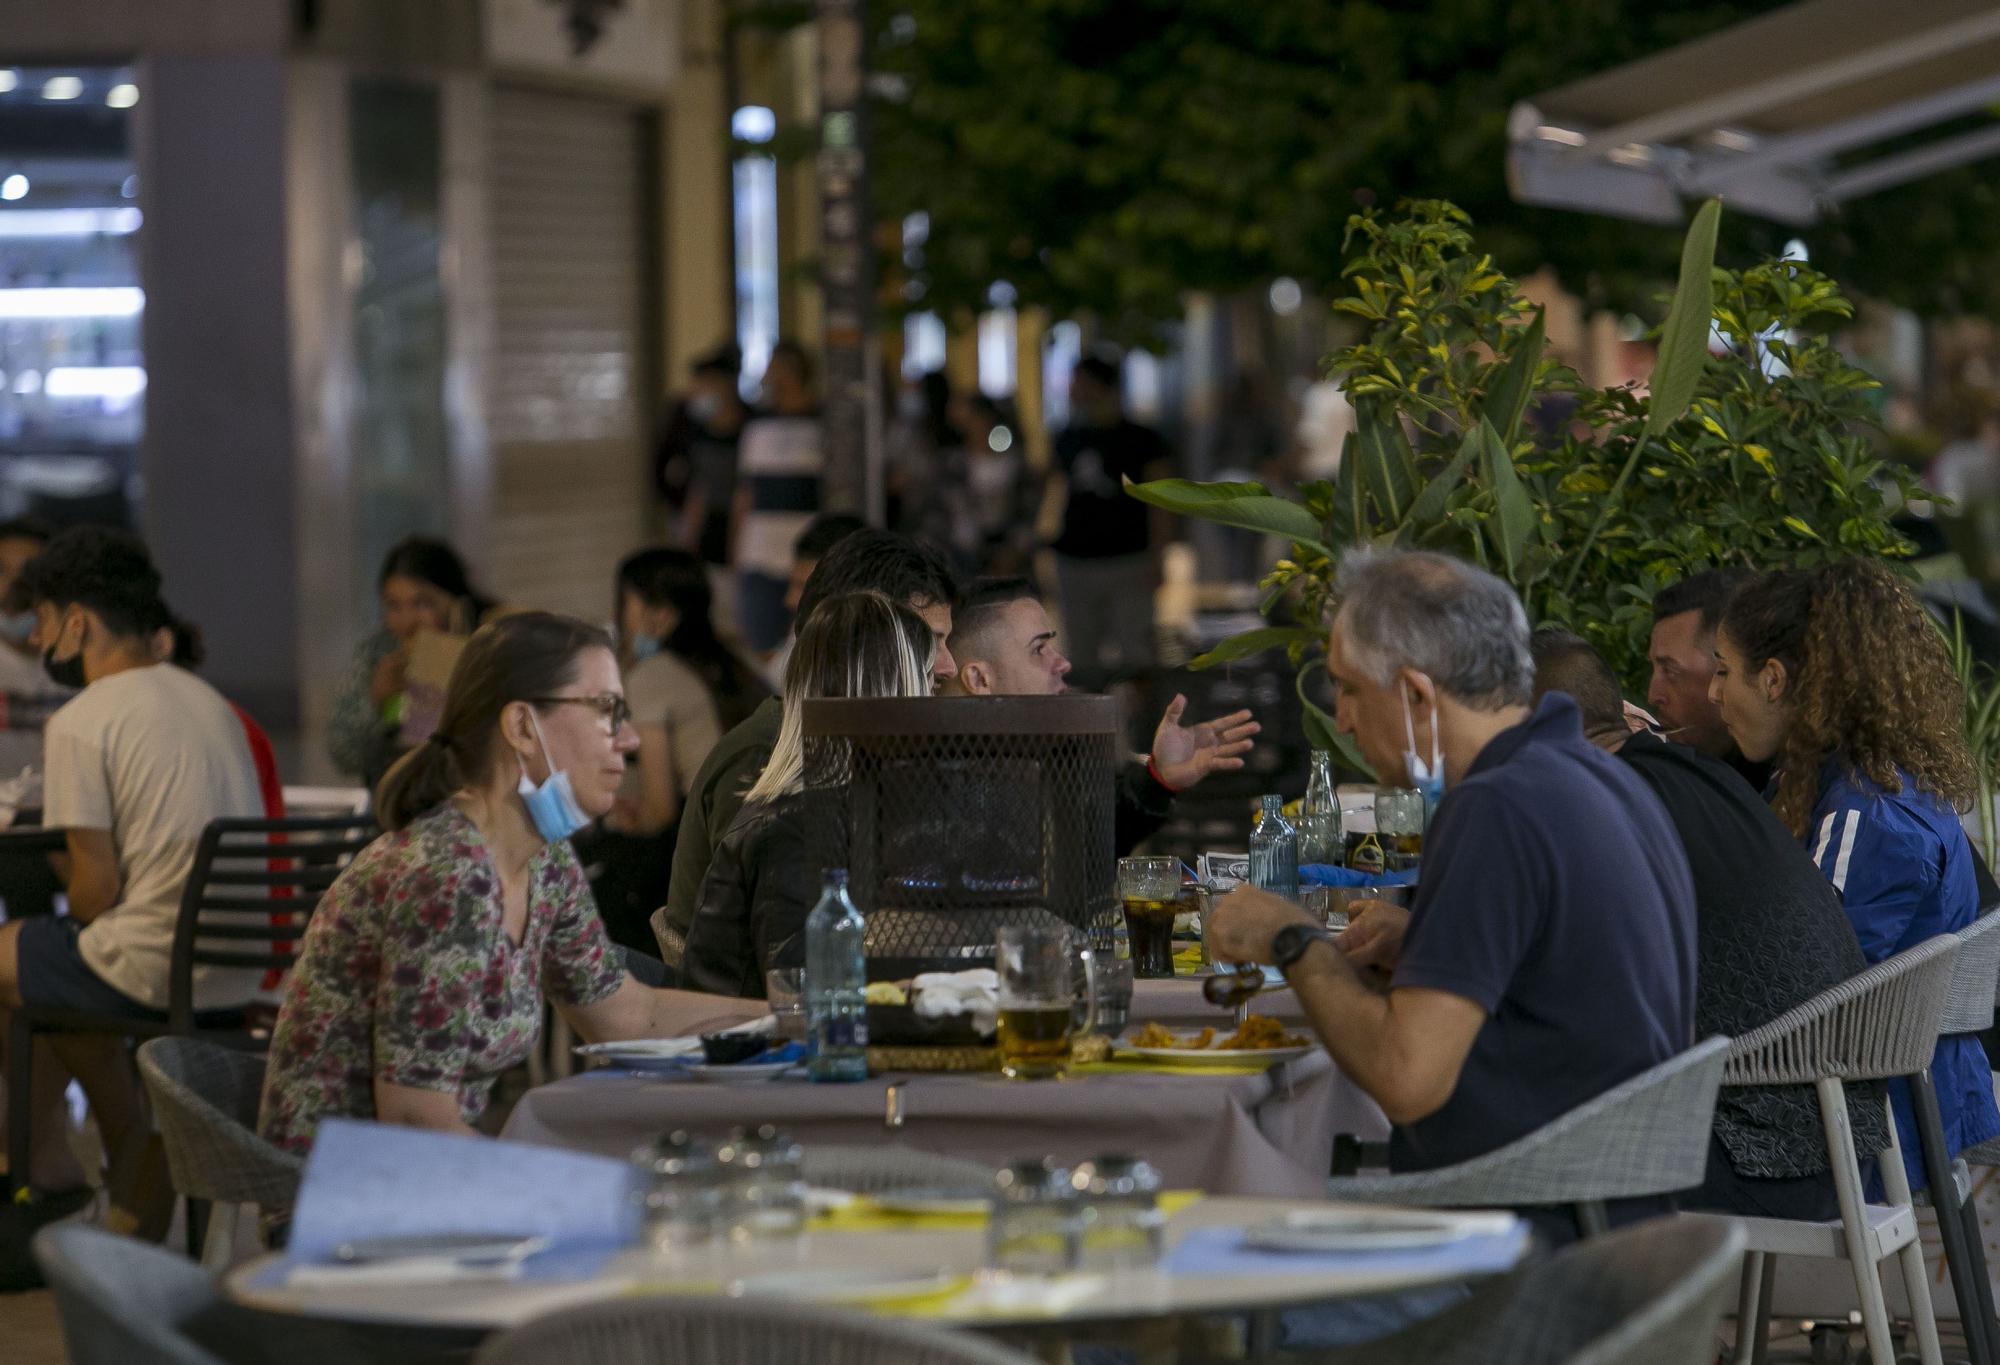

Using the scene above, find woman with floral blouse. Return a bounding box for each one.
[260,611,758,1155]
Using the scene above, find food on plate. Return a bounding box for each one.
[1128,1017,1307,1051]
[864,981,910,1006]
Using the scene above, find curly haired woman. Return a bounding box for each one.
[1713,558,2000,1191]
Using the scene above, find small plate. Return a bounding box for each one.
[575,1043,699,1075]
[1242,1209,1503,1254]
[1115,1042,1313,1068]
[687,1061,794,1083]
[869,1187,991,1216]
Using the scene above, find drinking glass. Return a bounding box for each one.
[1374,788,1426,872]
[764,967,807,1044]
[714,1125,807,1243]
[996,925,1083,1080]
[1076,948,1131,1037]
[1071,1154,1165,1269]
[987,1158,1080,1273]
[631,1130,721,1254]
[1118,856,1182,980]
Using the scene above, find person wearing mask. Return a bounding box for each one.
[916,393,1041,577]
[654,530,960,967]
[1529,627,1885,1220]
[943,576,1260,854]
[1647,568,1768,790]
[656,343,749,623]
[0,528,264,1228]
[258,612,765,1157]
[1712,559,2000,1190]
[681,593,937,995]
[732,339,823,654]
[588,548,769,952]
[1207,549,1695,1248]
[1048,353,1172,690]
[761,513,869,691]
[328,537,494,788]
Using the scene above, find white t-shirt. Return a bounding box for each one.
[733,413,824,576]
[42,664,265,1010]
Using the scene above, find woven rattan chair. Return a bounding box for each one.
[1313,1214,1746,1365]
[800,1145,995,1195]
[31,1223,230,1365]
[472,1295,1040,1365]
[136,1036,303,1269]
[1725,932,1960,1365]
[1324,1036,1730,1239]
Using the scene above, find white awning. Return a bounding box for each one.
[1508,0,2000,225]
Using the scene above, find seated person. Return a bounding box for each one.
[0,528,264,1215]
[1714,560,2000,1190]
[760,512,869,689]
[1646,568,1768,789]
[1530,627,1885,1220]
[258,612,764,1156]
[1208,549,1697,1244]
[683,592,937,996]
[656,529,960,966]
[942,576,1260,854]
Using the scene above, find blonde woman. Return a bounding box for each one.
[681,592,936,996]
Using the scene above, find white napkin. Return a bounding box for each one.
[911,969,1000,1036]
[955,1272,1107,1316]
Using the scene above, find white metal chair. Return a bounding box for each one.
[31,1223,230,1365]
[1326,1036,1731,1239]
[1725,933,1961,1365]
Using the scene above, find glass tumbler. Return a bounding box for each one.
[715,1124,808,1243]
[987,1158,1081,1274]
[631,1130,721,1254]
[1071,1154,1165,1269]
[1118,856,1183,979]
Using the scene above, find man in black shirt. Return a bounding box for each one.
[1531,627,1885,1219]
[1049,354,1171,690]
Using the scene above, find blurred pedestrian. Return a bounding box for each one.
[732,340,822,654]
[654,343,748,627]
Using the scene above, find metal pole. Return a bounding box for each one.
[814,0,879,520]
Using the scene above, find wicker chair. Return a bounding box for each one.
[1313,1214,1747,1365]
[800,1144,995,1195]
[135,1036,303,1268]
[472,1295,1040,1365]
[1724,932,1960,1365]
[31,1223,231,1365]
[1324,1036,1730,1239]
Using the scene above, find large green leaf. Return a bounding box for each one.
[1188,625,1324,670]
[1476,416,1537,577]
[1482,307,1546,449]
[1352,402,1418,526]
[1123,477,1329,551]
[1641,198,1722,443]
[1296,664,1368,775]
[1399,422,1482,534]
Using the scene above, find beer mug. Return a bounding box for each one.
[996,926,1095,1080]
[1375,788,1425,872]
[1117,856,1182,980]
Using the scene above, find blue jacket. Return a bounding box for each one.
[1806,764,2000,1191]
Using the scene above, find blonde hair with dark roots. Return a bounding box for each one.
[1722,558,1974,837]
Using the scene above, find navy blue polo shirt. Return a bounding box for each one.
[1389,694,1698,1175]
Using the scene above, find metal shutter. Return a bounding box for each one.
[488,86,650,624]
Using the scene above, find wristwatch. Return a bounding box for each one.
[1270,923,1336,973]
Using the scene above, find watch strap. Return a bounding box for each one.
[1271,923,1335,973]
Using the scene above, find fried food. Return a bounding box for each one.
[1215,1014,1309,1051]
[863,981,909,1006]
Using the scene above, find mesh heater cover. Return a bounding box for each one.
[800,696,1121,978]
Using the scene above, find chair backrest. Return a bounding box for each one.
[800,1144,995,1195]
[136,1036,304,1211]
[1332,1216,1746,1365]
[31,1224,231,1365]
[1726,933,1960,1086]
[167,814,378,1029]
[1943,907,2000,1034]
[473,1295,1040,1365]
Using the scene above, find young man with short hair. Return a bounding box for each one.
[1648,568,1766,787]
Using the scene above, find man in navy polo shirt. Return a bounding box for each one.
[1211,548,1697,1235]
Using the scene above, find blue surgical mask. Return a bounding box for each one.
[516,710,593,844]
[628,633,662,664]
[1400,680,1445,814]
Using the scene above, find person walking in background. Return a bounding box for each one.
[1049,353,1171,690]
[655,343,748,627]
[327,537,494,790]
[1712,558,2000,1193]
[913,393,1040,577]
[761,512,869,691]
[732,339,823,655]
[586,548,770,952]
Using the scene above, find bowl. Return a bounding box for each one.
[699,1032,771,1065]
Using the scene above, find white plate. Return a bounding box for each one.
[869,1188,991,1216]
[1115,1041,1313,1067]
[687,1061,794,1083]
[1242,1209,1509,1254]
[734,1266,960,1304]
[575,1036,700,1067]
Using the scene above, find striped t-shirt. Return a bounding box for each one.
[733,412,823,576]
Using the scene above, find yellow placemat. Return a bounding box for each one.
[813,1189,1203,1234]
[1071,1055,1283,1077]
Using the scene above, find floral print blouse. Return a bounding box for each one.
[258,804,624,1155]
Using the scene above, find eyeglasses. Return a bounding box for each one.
[528,693,633,735]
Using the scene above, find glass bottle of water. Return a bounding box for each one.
[1249,794,1299,902]
[1296,750,1342,866]
[804,868,869,1082]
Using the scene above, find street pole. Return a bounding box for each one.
[814,0,881,521]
